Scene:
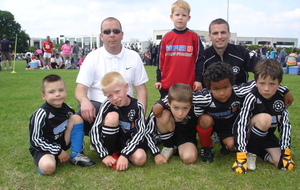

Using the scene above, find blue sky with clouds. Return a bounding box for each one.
[2,0,300,46]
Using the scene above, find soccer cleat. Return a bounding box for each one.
[220,144,231,155]
[161,147,175,160]
[278,148,295,171]
[201,147,214,163]
[247,153,257,170]
[70,153,95,167]
[232,152,247,174]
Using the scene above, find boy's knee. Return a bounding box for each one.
[254,113,272,131]
[39,161,56,175]
[130,150,147,166]
[198,114,214,128]
[104,112,119,126]
[181,153,197,164]
[69,114,83,124]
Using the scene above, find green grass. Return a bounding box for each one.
[0,61,299,190]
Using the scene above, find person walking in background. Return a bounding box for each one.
[0,34,12,70]
[42,36,53,69]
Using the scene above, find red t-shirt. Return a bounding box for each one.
[43,41,53,53]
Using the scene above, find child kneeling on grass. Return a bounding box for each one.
[149,83,203,164]
[232,59,295,174]
[29,74,95,175]
[90,72,166,171]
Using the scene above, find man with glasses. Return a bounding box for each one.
[75,17,148,135]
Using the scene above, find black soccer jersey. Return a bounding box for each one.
[90,96,153,159]
[234,87,292,153]
[199,44,258,86]
[193,81,255,128]
[29,102,75,155]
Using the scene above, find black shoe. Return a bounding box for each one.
[201,147,214,163]
[220,144,231,155]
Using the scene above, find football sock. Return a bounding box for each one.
[102,125,120,155]
[70,122,84,158]
[37,167,45,175]
[247,126,268,154]
[159,131,174,148]
[196,125,213,147]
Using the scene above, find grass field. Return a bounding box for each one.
[0,61,299,190]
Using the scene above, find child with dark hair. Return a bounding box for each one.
[193,62,255,158]
[232,59,295,174]
[29,74,95,175]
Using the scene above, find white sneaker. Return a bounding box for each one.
[247,153,257,170]
[90,144,95,151]
[10,67,13,70]
[161,147,175,160]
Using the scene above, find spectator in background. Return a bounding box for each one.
[42,36,53,69]
[72,41,80,64]
[286,49,298,67]
[61,40,72,63]
[0,34,12,70]
[279,47,287,67]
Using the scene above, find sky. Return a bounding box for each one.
[2,0,300,46]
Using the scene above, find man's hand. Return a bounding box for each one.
[278,148,295,170]
[193,81,203,91]
[80,98,96,123]
[232,152,247,174]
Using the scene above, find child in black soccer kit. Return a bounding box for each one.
[148,83,203,163]
[90,72,166,171]
[29,74,95,175]
[232,59,295,174]
[193,62,292,159]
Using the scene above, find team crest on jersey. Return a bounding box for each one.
[187,46,193,52]
[128,109,136,122]
[232,66,240,75]
[273,100,284,112]
[231,101,240,112]
[67,111,73,118]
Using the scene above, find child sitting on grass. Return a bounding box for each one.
[29,74,95,175]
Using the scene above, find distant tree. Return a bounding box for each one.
[28,46,37,52]
[0,10,30,53]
